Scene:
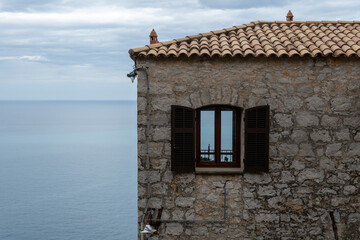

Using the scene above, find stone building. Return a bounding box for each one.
[129,12,360,239]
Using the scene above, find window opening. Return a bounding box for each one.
[200,110,215,162]
[196,105,241,168]
[221,110,234,162]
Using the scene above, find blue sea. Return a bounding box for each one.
[0,101,137,240]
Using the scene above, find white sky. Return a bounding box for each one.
[0,0,359,100]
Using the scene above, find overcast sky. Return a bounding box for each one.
[0,0,359,100]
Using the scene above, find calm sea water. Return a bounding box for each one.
[0,101,137,240]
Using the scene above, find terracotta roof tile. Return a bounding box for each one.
[157,48,167,56]
[130,21,360,58]
[200,48,211,56]
[211,49,221,57]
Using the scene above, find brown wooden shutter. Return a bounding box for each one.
[245,105,270,172]
[171,105,195,172]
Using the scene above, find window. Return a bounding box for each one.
[171,105,269,173]
[196,105,241,168]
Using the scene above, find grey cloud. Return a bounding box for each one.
[198,0,289,9]
[0,55,48,61]
[0,0,199,11]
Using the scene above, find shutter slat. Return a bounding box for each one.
[245,106,269,172]
[171,106,195,172]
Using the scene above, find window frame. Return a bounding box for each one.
[195,105,242,168]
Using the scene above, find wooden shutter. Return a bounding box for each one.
[245,105,270,172]
[171,105,195,172]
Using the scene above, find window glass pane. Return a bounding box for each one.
[221,110,234,162]
[200,110,215,162]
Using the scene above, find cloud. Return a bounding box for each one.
[0,0,199,12]
[198,0,289,9]
[71,64,92,68]
[20,55,48,61]
[0,0,359,100]
[0,55,48,61]
[0,7,170,26]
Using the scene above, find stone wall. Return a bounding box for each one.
[137,56,360,239]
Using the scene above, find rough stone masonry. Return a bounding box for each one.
[137,56,360,239]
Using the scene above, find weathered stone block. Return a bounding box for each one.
[138,170,161,183]
[176,173,195,184]
[194,226,209,236]
[252,87,268,95]
[174,85,187,93]
[348,213,360,223]
[172,209,184,220]
[162,170,173,183]
[354,132,360,141]
[150,82,174,95]
[163,143,171,156]
[343,185,357,195]
[290,160,305,170]
[331,96,352,111]
[278,77,291,83]
[319,158,335,171]
[255,213,279,223]
[175,197,195,208]
[296,112,319,127]
[185,209,195,220]
[150,158,168,170]
[258,186,276,196]
[344,116,360,128]
[165,223,183,236]
[152,182,168,195]
[244,173,272,184]
[309,227,322,235]
[321,115,339,128]
[305,96,325,110]
[286,198,303,210]
[281,171,295,183]
[148,197,162,208]
[138,97,147,111]
[150,113,169,126]
[152,96,175,111]
[325,143,342,157]
[189,92,202,108]
[327,174,344,184]
[279,143,299,156]
[299,143,315,157]
[295,76,308,84]
[283,96,303,111]
[335,129,350,141]
[274,113,293,127]
[244,198,261,209]
[206,193,219,203]
[153,127,170,141]
[267,196,283,208]
[310,130,331,142]
[298,168,324,182]
[290,130,308,142]
[331,197,350,207]
[347,143,360,156]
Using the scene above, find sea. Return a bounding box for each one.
[0,101,137,240]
